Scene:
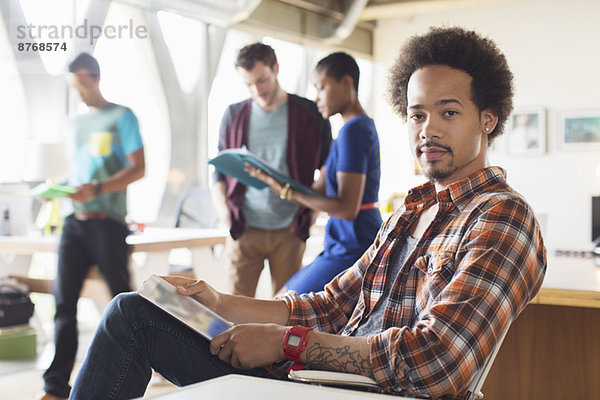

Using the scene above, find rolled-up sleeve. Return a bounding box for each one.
[278,261,364,333]
[277,213,395,333]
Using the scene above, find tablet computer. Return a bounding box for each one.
[137,274,233,340]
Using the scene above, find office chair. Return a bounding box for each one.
[171,187,220,277]
[173,187,219,228]
[463,326,509,400]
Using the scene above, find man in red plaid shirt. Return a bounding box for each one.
[71,27,546,400]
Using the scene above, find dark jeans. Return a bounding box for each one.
[43,215,132,398]
[70,292,272,400]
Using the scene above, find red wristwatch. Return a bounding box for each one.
[282,325,313,367]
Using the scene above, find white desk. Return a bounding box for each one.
[0,227,229,254]
[126,227,229,287]
[0,227,229,290]
[146,374,410,400]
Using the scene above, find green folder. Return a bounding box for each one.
[29,183,76,199]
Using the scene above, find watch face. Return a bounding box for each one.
[287,334,302,347]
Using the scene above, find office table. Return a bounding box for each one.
[482,250,600,400]
[145,374,410,400]
[0,227,229,292]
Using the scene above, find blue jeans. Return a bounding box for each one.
[44,215,131,398]
[70,292,271,400]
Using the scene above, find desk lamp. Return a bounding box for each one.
[22,141,69,234]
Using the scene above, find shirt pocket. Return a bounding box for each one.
[413,252,456,302]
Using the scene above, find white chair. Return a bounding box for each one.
[463,327,509,400]
[170,187,221,280]
[173,187,219,229]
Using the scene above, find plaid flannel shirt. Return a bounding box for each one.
[280,166,546,399]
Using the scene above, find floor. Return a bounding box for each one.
[0,246,223,400]
[0,253,283,400]
[0,225,326,399]
[0,294,180,400]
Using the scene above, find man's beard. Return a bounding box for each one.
[422,160,457,183]
[416,141,455,183]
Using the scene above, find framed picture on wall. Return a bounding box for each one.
[558,110,600,150]
[507,107,546,155]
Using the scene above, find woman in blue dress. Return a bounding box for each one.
[248,52,382,294]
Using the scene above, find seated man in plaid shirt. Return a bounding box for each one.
[71,27,546,400]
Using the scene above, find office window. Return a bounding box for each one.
[356,57,375,115]
[18,0,89,75]
[263,36,306,96]
[0,13,28,183]
[157,10,204,94]
[94,2,170,223]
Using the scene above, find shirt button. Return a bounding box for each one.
[427,267,433,274]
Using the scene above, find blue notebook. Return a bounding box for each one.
[209,148,323,198]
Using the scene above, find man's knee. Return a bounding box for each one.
[106,291,142,321]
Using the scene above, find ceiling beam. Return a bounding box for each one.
[115,0,262,27]
[360,0,516,21]
[236,0,375,57]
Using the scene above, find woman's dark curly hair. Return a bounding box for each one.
[388,26,514,142]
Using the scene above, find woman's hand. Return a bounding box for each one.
[160,275,222,314]
[244,163,284,195]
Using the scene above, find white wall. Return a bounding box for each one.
[372,0,600,245]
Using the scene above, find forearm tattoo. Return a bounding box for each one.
[304,343,371,375]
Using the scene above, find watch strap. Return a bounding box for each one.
[282,325,313,364]
[287,361,305,373]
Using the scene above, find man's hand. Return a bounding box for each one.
[160,276,221,314]
[67,182,97,203]
[161,275,291,327]
[210,323,287,369]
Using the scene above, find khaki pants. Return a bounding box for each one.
[227,226,306,297]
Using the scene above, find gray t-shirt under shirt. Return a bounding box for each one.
[241,101,299,230]
[354,234,420,337]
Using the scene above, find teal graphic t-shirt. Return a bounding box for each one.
[67,103,143,223]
